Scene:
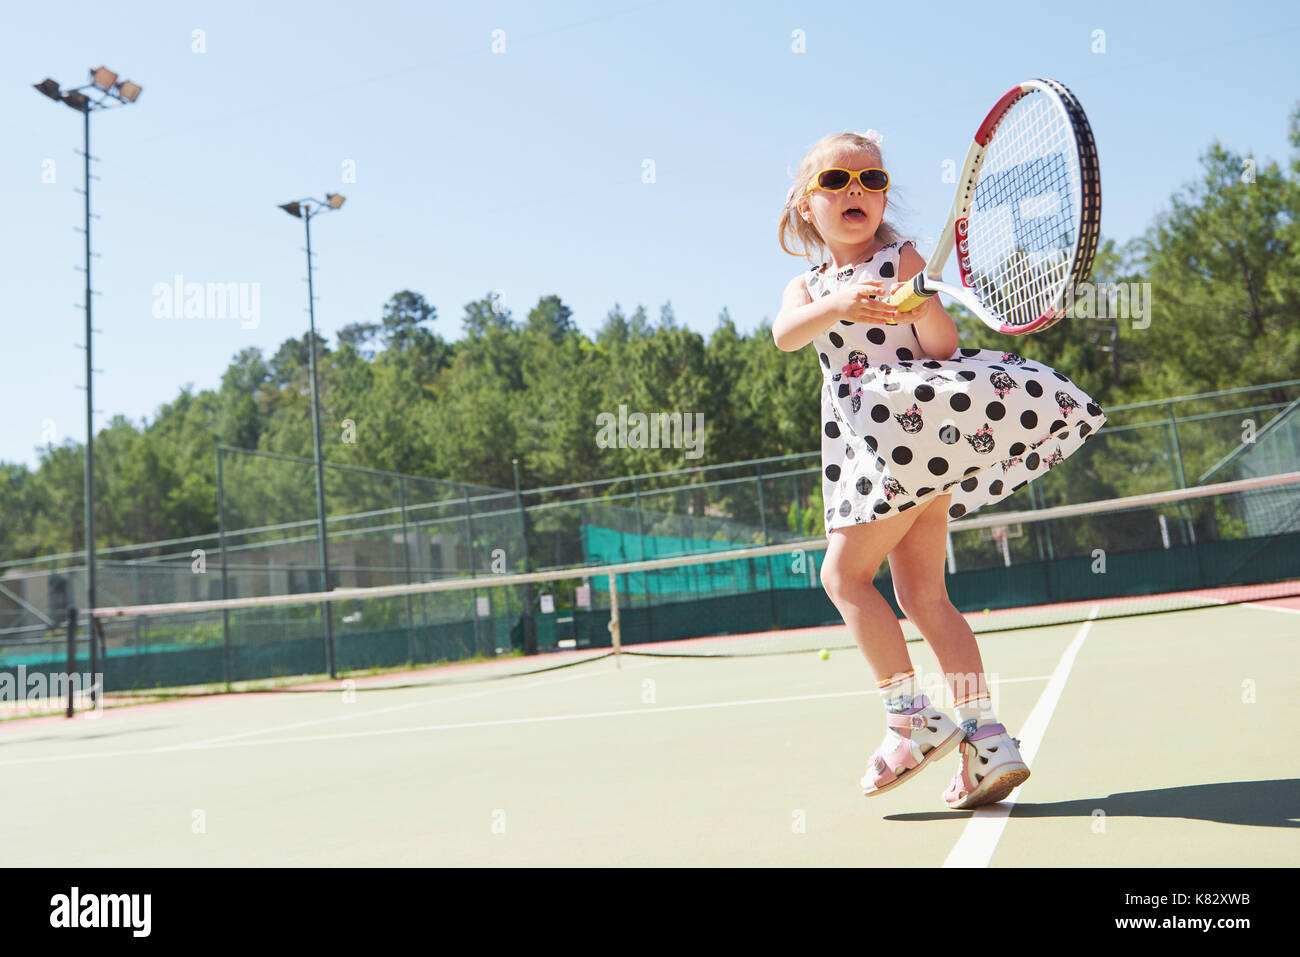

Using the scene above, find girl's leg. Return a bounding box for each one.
[829,499,969,795]
[885,492,989,707]
[821,506,928,681]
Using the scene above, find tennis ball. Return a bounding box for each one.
[984,608,991,614]
[819,648,829,660]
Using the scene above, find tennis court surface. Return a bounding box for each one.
[2,593,1295,867]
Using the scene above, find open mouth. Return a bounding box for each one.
[843,207,867,222]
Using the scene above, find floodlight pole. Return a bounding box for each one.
[303,203,336,679]
[81,104,97,700]
[34,68,142,714]
[279,195,346,679]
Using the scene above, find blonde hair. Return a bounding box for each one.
[778,132,906,262]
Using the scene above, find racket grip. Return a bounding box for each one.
[887,274,935,313]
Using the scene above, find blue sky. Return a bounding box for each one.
[2,0,1298,470]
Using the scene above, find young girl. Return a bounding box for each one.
[772,130,1106,809]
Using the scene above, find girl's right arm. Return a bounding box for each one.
[772,274,838,352]
[772,276,899,352]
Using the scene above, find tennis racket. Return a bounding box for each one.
[887,78,1101,335]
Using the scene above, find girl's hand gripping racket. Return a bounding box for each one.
[888,78,1101,335]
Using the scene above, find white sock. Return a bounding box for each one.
[878,670,918,713]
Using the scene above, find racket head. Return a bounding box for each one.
[958,79,1101,335]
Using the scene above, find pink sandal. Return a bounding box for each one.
[943,723,1031,809]
[861,695,964,797]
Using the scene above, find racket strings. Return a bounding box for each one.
[966,90,1082,327]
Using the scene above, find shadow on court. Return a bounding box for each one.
[888,778,1300,828]
[0,724,176,747]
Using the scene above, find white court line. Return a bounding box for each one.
[0,673,1057,770]
[0,688,876,768]
[1182,593,1300,618]
[180,658,665,749]
[943,606,1100,869]
[1243,602,1300,617]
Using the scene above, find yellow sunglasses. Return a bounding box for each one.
[804,167,890,195]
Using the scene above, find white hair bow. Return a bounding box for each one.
[856,129,883,145]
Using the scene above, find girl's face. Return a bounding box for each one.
[800,147,888,246]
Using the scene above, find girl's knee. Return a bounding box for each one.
[894,582,951,621]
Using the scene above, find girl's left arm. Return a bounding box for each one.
[893,242,959,361]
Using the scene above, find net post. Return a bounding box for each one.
[88,599,98,710]
[91,617,104,709]
[217,446,232,687]
[65,607,77,719]
[756,462,778,629]
[398,476,416,666]
[608,571,621,669]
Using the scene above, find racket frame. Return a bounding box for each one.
[887,79,1101,336]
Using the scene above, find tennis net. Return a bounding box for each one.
[18,470,1297,704]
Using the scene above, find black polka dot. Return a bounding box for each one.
[829,332,843,348]
[1020,411,1038,430]
[892,446,913,465]
[1050,419,1066,434]
[1025,379,1043,398]
[949,503,966,518]
[960,348,980,358]
[1012,481,1027,492]
[916,487,935,497]
[838,383,851,398]
[898,501,916,512]
[826,508,834,521]
[988,480,1004,495]
[950,393,971,412]
[839,500,852,516]
[825,464,841,481]
[939,425,960,445]
[896,347,913,361]
[875,456,887,471]
[845,447,855,459]
[957,370,977,382]
[855,477,872,496]
[879,261,895,278]
[1086,402,1101,416]
[988,364,1004,372]
[867,328,886,345]
[1053,371,1070,382]
[871,404,890,423]
[874,501,891,515]
[964,466,980,475]
[840,319,854,326]
[820,353,830,368]
[985,401,1005,420]
[824,421,840,439]
[923,360,941,369]
[914,384,935,402]
[1009,442,1026,456]
[928,457,949,475]
[1026,452,1040,470]
[864,435,878,452]
[960,477,978,492]
[1079,423,1093,438]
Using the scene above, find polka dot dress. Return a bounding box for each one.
[809,242,1107,537]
